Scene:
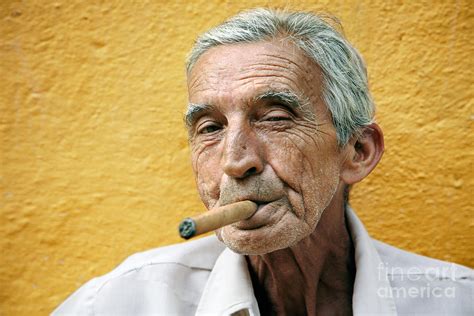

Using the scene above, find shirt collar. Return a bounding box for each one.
[196,247,260,316]
[197,206,397,315]
[346,205,398,315]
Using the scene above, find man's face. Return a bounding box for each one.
[186,40,346,255]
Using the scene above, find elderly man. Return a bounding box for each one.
[54,8,473,315]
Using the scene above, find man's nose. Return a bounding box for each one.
[222,126,264,179]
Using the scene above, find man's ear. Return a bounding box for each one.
[340,123,384,185]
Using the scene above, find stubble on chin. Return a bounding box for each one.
[215,214,312,255]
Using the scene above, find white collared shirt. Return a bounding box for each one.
[53,207,474,315]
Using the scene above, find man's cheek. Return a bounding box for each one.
[196,168,221,209]
[268,147,306,194]
[196,177,213,209]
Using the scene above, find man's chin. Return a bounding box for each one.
[215,225,307,255]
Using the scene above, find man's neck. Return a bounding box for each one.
[245,191,355,315]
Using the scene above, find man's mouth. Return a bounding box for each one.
[231,199,279,230]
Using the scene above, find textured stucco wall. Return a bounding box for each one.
[1,1,472,314]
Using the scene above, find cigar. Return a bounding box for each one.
[179,200,258,239]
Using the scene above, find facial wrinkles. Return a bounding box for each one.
[218,119,273,205]
[191,51,318,101]
[193,152,219,208]
[266,112,339,222]
[282,134,335,217]
[191,99,335,217]
[237,55,299,77]
[259,118,336,222]
[253,104,334,197]
[191,129,224,209]
[219,166,285,206]
[235,59,305,94]
[259,52,311,77]
[189,61,323,144]
[188,60,230,96]
[255,50,323,102]
[188,41,343,254]
[218,196,307,255]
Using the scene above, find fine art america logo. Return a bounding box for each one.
[377,262,458,299]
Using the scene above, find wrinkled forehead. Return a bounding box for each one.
[186,40,324,102]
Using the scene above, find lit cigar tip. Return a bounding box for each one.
[179,218,196,239]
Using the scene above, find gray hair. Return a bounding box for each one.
[186,8,375,145]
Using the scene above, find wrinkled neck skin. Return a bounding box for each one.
[246,185,355,315]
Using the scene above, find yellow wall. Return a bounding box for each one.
[1,1,472,314]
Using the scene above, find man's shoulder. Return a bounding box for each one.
[115,235,226,271]
[373,239,474,314]
[373,238,473,276]
[53,236,226,315]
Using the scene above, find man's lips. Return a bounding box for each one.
[231,199,280,230]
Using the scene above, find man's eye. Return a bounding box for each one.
[198,123,221,134]
[265,116,289,122]
[262,110,292,122]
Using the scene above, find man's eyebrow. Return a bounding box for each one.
[184,103,214,128]
[254,90,314,120]
[184,91,314,128]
